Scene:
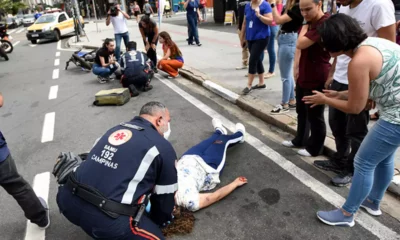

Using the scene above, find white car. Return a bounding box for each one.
[23,14,35,27]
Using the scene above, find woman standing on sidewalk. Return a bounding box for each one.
[240,0,273,95]
[184,0,203,46]
[262,0,283,80]
[303,14,400,227]
[281,0,331,157]
[269,0,303,114]
[157,31,184,78]
[139,15,159,72]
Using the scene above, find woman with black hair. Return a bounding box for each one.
[304,13,400,227]
[92,38,118,83]
[139,15,159,72]
[281,0,330,157]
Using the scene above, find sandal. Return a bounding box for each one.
[264,72,275,79]
[370,112,380,121]
[251,84,266,89]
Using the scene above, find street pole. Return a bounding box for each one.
[92,0,99,32]
[120,0,127,14]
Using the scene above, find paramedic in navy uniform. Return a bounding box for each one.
[57,101,177,240]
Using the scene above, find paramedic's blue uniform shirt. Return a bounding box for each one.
[0,131,10,162]
[245,1,272,41]
[76,117,177,226]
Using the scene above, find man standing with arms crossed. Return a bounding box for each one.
[314,0,396,187]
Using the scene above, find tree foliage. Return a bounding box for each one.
[0,0,27,15]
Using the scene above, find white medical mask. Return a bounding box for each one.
[162,122,171,140]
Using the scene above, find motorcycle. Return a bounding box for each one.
[0,24,14,54]
[65,48,97,71]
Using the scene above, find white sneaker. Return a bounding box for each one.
[235,123,246,143]
[212,118,227,135]
[236,65,248,70]
[282,140,294,148]
[298,149,312,157]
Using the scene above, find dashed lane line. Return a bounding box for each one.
[13,41,20,47]
[41,112,55,143]
[54,59,60,66]
[55,52,60,57]
[52,69,59,79]
[157,76,400,240]
[48,85,58,100]
[16,28,25,34]
[24,172,50,240]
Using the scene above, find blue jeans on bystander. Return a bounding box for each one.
[277,33,297,105]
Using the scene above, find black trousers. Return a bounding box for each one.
[247,38,269,74]
[0,155,47,225]
[328,80,369,173]
[144,33,158,67]
[292,85,326,156]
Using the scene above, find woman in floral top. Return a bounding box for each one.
[304,14,400,227]
[157,31,184,78]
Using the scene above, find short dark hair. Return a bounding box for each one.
[139,102,167,116]
[318,13,368,53]
[127,41,137,50]
[140,15,156,28]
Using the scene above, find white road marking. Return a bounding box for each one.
[41,112,55,143]
[54,59,60,66]
[48,85,58,100]
[8,29,17,34]
[13,41,20,47]
[55,52,60,57]
[16,28,25,34]
[57,39,76,52]
[24,172,50,240]
[30,44,37,47]
[52,69,59,79]
[157,76,400,240]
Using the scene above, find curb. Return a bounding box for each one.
[180,66,400,197]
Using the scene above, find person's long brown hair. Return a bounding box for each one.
[285,0,298,13]
[161,206,195,237]
[159,31,182,58]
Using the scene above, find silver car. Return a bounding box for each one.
[23,14,35,27]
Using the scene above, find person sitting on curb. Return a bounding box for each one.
[0,93,50,230]
[119,41,154,97]
[92,38,119,84]
[157,31,184,79]
[175,118,247,212]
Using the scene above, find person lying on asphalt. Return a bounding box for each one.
[120,41,154,97]
[174,118,247,212]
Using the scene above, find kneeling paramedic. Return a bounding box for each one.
[56,101,177,240]
[120,41,154,97]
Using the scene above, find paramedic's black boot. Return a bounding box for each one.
[143,85,153,92]
[128,85,140,97]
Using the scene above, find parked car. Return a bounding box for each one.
[6,18,18,29]
[15,15,23,26]
[26,12,84,44]
[23,14,35,27]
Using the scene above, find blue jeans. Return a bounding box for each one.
[266,25,279,73]
[342,119,400,214]
[278,33,297,104]
[114,32,130,62]
[92,64,117,78]
[183,130,243,171]
[187,13,199,44]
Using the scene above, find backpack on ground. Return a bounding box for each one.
[93,88,131,106]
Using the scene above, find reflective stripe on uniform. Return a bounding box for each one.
[154,183,178,194]
[121,146,160,204]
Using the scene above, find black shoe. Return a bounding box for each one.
[313,160,344,174]
[242,87,252,95]
[188,42,195,45]
[36,197,50,229]
[143,85,153,92]
[331,171,353,187]
[197,43,202,46]
[128,85,140,97]
[153,68,158,73]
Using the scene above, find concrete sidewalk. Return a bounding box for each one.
[68,19,400,197]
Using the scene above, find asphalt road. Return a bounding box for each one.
[0,28,399,240]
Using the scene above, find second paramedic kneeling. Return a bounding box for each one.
[56,102,177,240]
